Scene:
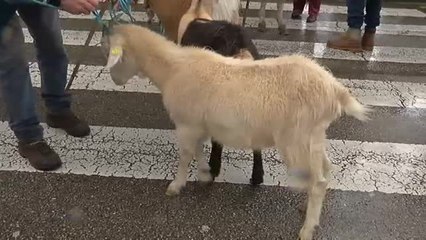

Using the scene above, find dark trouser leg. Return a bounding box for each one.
[292,0,307,18]
[18,6,71,114]
[364,0,382,31]
[0,15,43,143]
[362,0,382,50]
[18,6,90,138]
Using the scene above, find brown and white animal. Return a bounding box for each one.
[102,23,371,240]
[144,0,241,42]
[178,0,263,185]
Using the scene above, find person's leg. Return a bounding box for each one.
[292,0,307,19]
[362,0,382,50]
[0,14,61,171]
[18,6,90,137]
[326,0,366,52]
[307,0,321,23]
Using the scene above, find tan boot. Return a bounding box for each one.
[326,28,363,52]
[362,30,376,51]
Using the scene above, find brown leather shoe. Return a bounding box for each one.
[18,140,62,171]
[327,28,363,52]
[46,110,90,138]
[362,30,376,51]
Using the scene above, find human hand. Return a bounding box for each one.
[60,0,103,15]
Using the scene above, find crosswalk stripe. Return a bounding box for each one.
[252,40,426,64]
[58,3,426,21]
[27,62,426,109]
[84,32,426,64]
[0,122,424,196]
[240,1,426,18]
[24,26,426,64]
[242,17,426,37]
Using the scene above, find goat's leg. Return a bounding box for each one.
[258,0,267,32]
[299,143,329,240]
[208,140,223,179]
[196,141,213,183]
[277,0,287,35]
[166,127,204,196]
[250,150,264,185]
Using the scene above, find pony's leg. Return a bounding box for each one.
[258,0,267,32]
[277,0,287,35]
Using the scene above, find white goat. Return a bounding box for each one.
[257,0,286,34]
[103,24,371,240]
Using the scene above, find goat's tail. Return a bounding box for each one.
[337,85,372,121]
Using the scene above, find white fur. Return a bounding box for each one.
[103,24,372,240]
[212,0,241,24]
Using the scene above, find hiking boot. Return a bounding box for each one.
[46,110,90,138]
[18,140,62,171]
[362,29,376,51]
[326,28,363,52]
[306,15,317,23]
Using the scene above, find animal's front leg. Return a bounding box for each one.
[166,127,201,196]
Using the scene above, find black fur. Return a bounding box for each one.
[180,18,264,185]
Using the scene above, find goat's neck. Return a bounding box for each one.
[130,38,182,91]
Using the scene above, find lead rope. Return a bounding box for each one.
[64,0,137,90]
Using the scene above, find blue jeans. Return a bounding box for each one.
[0,6,71,143]
[347,0,382,31]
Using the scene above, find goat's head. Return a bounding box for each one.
[101,26,140,86]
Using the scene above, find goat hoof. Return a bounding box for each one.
[278,25,288,35]
[258,22,266,32]
[250,177,264,185]
[166,181,184,196]
[198,170,213,183]
[298,226,314,240]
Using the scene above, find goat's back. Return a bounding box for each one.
[163,54,346,137]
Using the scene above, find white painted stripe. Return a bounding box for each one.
[28,63,426,109]
[58,3,426,19]
[57,9,426,37]
[253,39,426,64]
[243,17,426,37]
[241,1,426,18]
[90,32,426,64]
[23,28,97,46]
[0,122,424,196]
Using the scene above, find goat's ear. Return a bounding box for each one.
[105,45,123,69]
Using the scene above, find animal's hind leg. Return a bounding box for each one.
[299,140,330,240]
[196,139,213,183]
[277,1,287,35]
[250,150,264,185]
[258,1,267,32]
[166,126,205,196]
[208,140,223,180]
